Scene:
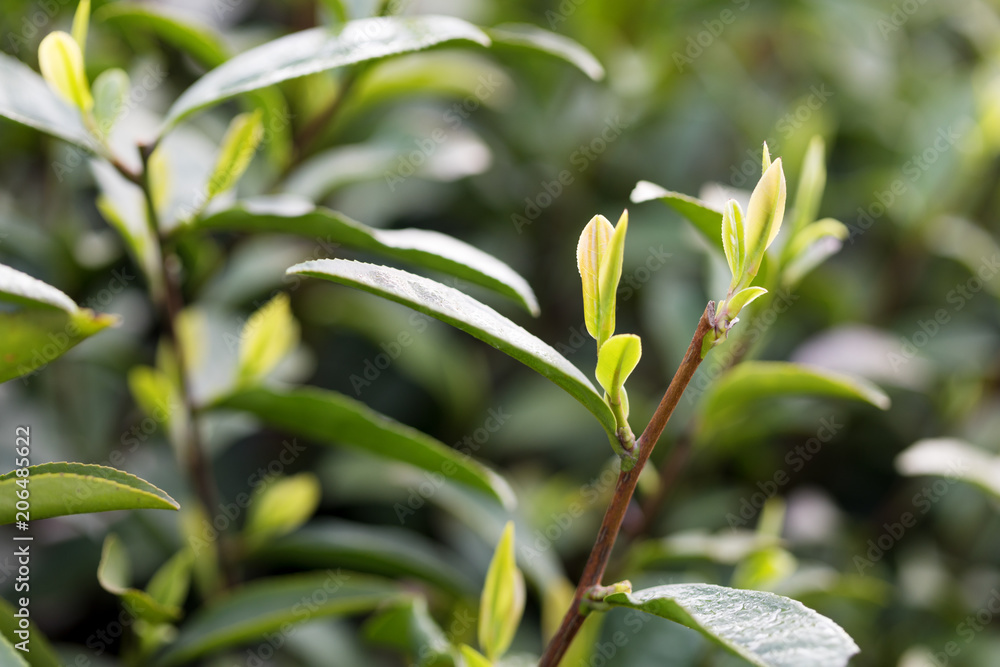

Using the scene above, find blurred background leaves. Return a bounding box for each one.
[1,0,1000,665]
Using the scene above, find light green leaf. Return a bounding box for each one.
[479,521,524,661]
[783,218,848,286]
[155,573,405,666]
[630,180,724,252]
[730,546,797,591]
[146,549,194,611]
[896,438,1000,500]
[761,141,771,173]
[596,334,641,393]
[721,199,744,280]
[97,3,230,67]
[91,68,130,136]
[787,218,848,260]
[0,597,60,667]
[596,334,641,420]
[98,534,182,624]
[257,519,476,596]
[212,385,515,507]
[699,361,890,429]
[38,31,92,112]
[742,159,787,281]
[237,292,300,385]
[722,286,768,320]
[0,52,97,150]
[791,136,826,236]
[486,23,604,80]
[365,598,456,667]
[286,259,616,438]
[576,214,614,340]
[0,263,117,384]
[245,473,321,546]
[0,462,179,524]
[604,583,859,667]
[597,211,628,346]
[72,0,91,54]
[162,15,491,130]
[128,365,176,426]
[460,645,493,667]
[205,109,264,202]
[194,196,539,315]
[0,634,27,667]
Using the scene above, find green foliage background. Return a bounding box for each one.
[0,0,997,665]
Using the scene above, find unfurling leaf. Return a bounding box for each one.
[577,214,614,340]
[479,521,525,661]
[98,535,183,623]
[721,199,745,280]
[127,365,177,427]
[71,0,91,54]
[790,135,826,236]
[596,334,642,420]
[237,292,300,385]
[245,473,321,546]
[742,159,786,282]
[761,141,771,173]
[597,210,628,346]
[206,109,264,201]
[723,286,768,322]
[38,31,93,112]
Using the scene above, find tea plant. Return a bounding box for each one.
[0,1,891,665]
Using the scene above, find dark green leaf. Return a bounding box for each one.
[365,598,456,667]
[0,462,179,524]
[287,259,617,439]
[699,361,890,431]
[604,583,859,667]
[97,3,230,67]
[630,180,724,252]
[257,519,476,596]
[154,573,405,666]
[98,535,181,624]
[487,24,604,80]
[195,196,538,314]
[212,385,515,507]
[162,15,491,129]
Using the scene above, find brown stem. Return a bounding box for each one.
[627,430,692,541]
[538,304,715,667]
[137,144,238,590]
